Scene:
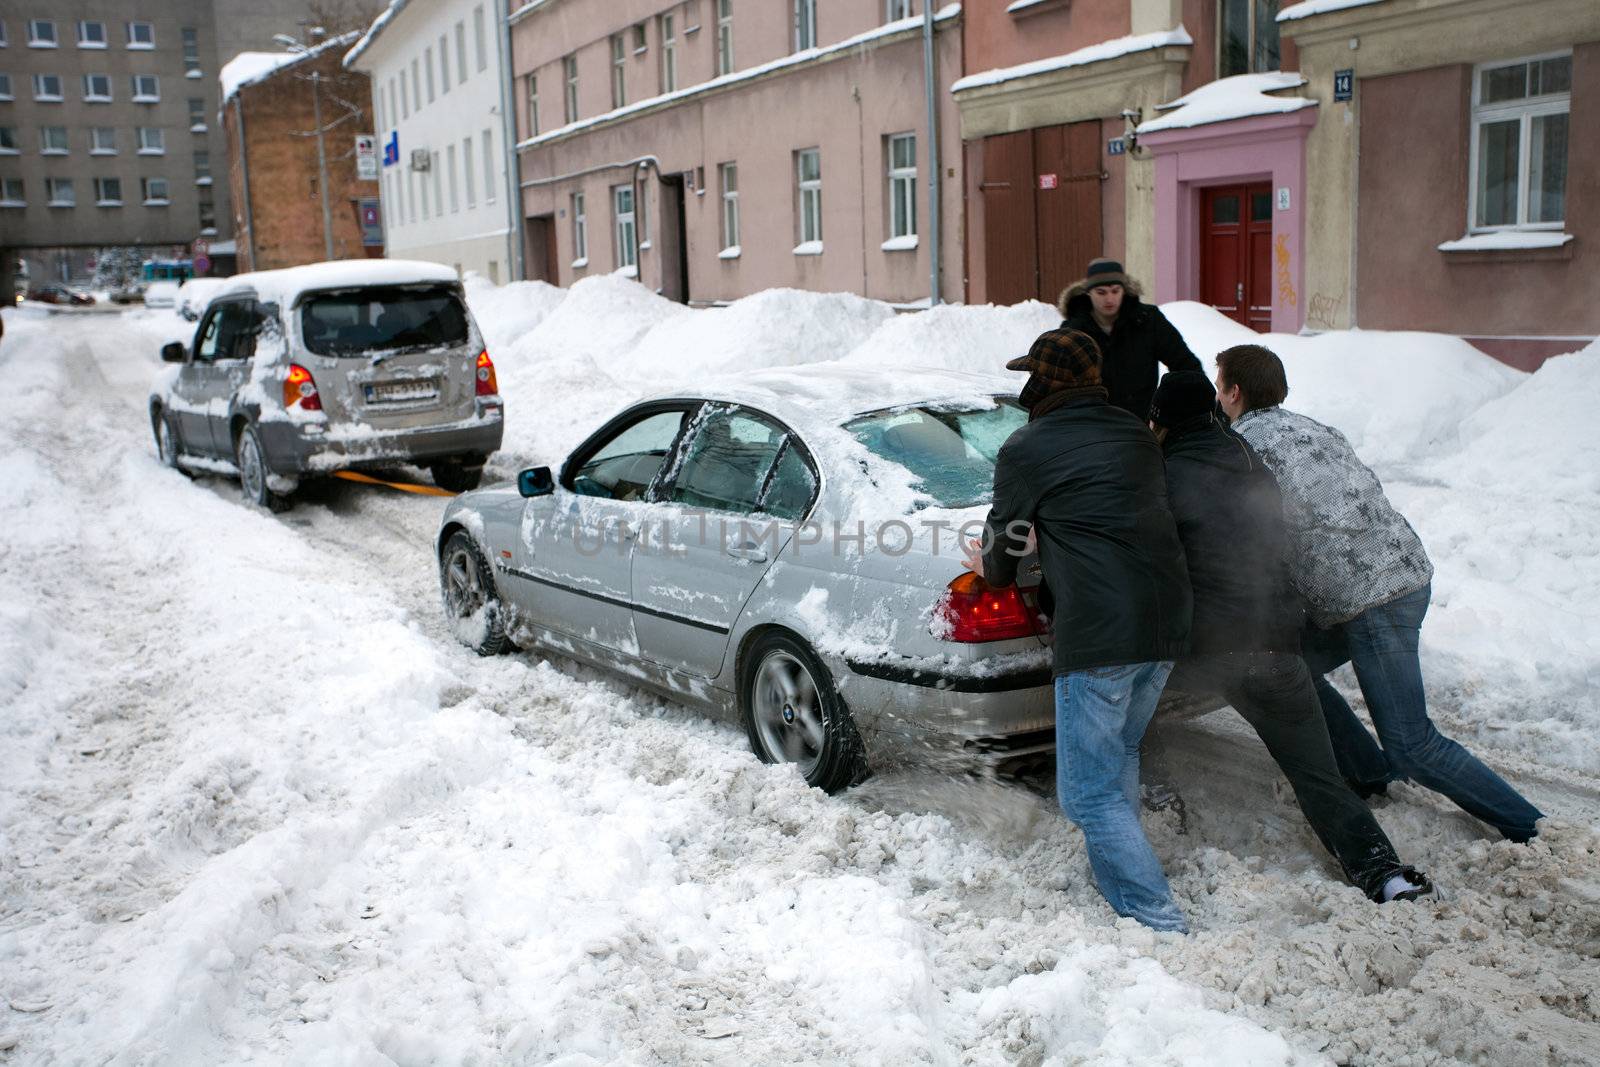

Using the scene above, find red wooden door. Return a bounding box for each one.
[980,132,1038,308]
[1200,183,1272,331]
[981,122,1102,307]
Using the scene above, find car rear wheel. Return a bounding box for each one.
[430,459,485,493]
[235,423,291,512]
[439,530,512,655]
[153,410,188,475]
[742,631,867,794]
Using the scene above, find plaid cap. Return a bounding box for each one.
[1005,327,1103,386]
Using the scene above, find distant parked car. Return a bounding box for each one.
[176,277,230,321]
[149,259,502,510]
[111,281,149,305]
[27,283,96,306]
[142,281,180,309]
[434,366,1217,792]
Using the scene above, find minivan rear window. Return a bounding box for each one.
[300,285,469,357]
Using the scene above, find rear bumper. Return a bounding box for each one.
[257,401,505,476]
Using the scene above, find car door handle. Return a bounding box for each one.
[726,542,767,562]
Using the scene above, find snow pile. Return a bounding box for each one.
[840,299,1059,373]
[462,274,566,353]
[1138,72,1316,134]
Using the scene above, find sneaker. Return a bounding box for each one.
[1379,868,1434,903]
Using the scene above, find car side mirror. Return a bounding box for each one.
[161,342,187,363]
[518,466,555,498]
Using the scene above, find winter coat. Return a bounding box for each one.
[982,393,1192,674]
[1231,406,1433,628]
[1059,276,1202,420]
[1161,414,1304,654]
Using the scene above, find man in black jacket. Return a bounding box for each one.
[1060,258,1202,420]
[1151,371,1432,903]
[968,328,1193,932]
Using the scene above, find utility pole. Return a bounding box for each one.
[311,71,335,261]
[921,4,942,306]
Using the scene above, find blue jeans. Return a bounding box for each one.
[1055,662,1187,932]
[1302,582,1543,842]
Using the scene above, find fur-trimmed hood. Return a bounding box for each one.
[1057,273,1147,320]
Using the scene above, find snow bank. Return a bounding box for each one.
[840,299,1059,373]
[462,273,565,353]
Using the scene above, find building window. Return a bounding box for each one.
[464,135,477,207]
[131,74,159,101]
[1471,53,1570,230]
[198,192,216,231]
[439,33,450,93]
[425,45,436,102]
[0,21,7,48]
[29,19,58,47]
[794,0,816,51]
[456,21,468,84]
[189,98,207,130]
[1218,0,1279,78]
[47,177,75,206]
[432,150,443,216]
[142,177,169,204]
[407,169,418,222]
[0,127,16,154]
[473,5,487,72]
[660,14,677,93]
[95,176,121,205]
[887,0,914,20]
[83,73,112,101]
[399,70,409,118]
[194,150,211,179]
[716,0,734,76]
[0,74,11,100]
[613,184,637,271]
[78,20,107,48]
[887,132,917,239]
[40,126,69,154]
[482,128,495,203]
[126,21,155,49]
[447,143,459,211]
[388,79,397,127]
[34,74,64,101]
[564,55,578,122]
[572,191,588,263]
[526,74,539,137]
[411,58,421,111]
[90,127,116,154]
[796,147,822,244]
[720,162,739,251]
[610,34,626,108]
[1,179,25,207]
[182,28,200,70]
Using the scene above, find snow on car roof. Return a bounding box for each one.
[214,259,461,306]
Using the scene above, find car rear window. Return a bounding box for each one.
[844,399,1025,508]
[300,285,469,357]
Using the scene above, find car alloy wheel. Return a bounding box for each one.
[235,424,288,511]
[752,650,827,778]
[742,632,867,793]
[439,530,512,655]
[156,415,182,470]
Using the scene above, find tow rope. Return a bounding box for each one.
[331,470,457,497]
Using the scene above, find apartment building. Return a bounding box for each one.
[344,0,518,283]
[507,0,961,306]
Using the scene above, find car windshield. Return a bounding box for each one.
[300,285,469,357]
[843,398,1026,508]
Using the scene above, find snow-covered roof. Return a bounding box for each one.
[220,31,361,103]
[1277,0,1387,22]
[216,259,461,305]
[950,27,1193,94]
[343,0,410,69]
[1136,72,1316,134]
[517,5,961,151]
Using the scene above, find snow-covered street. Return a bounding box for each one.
[1,287,1597,1065]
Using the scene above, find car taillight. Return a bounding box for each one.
[284,363,322,411]
[934,572,1047,643]
[475,349,498,396]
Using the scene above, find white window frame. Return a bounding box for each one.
[797,147,822,245]
[0,21,7,48]
[660,14,678,93]
[194,150,211,181]
[189,97,207,131]
[794,0,816,51]
[131,74,159,102]
[1,178,26,207]
[611,33,626,108]
[138,126,165,155]
[40,125,69,155]
[95,176,122,205]
[47,177,75,206]
[78,20,107,48]
[1467,51,1571,233]
[432,150,443,217]
[456,21,468,84]
[571,191,588,266]
[83,73,112,101]
[564,55,578,123]
[439,33,451,93]
[613,183,638,273]
[887,132,917,240]
[29,19,58,48]
[411,58,421,111]
[182,27,200,70]
[526,74,539,137]
[142,176,169,205]
[0,127,16,154]
[719,162,739,252]
[34,73,63,101]
[90,127,116,154]
[633,23,647,54]
[464,136,477,208]
[425,45,436,103]
[407,168,417,223]
[473,5,487,72]
[0,74,11,101]
[400,69,409,118]
[447,142,459,212]
[126,21,154,49]
[716,0,734,76]
[886,0,914,20]
[482,128,496,203]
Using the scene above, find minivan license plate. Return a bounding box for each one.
[366,379,439,403]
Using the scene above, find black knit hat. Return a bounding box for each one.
[1149,370,1216,427]
[1084,258,1129,289]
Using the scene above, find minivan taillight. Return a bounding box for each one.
[284,363,322,411]
[934,572,1046,643]
[475,349,498,396]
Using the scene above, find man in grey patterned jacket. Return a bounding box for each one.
[1214,344,1543,842]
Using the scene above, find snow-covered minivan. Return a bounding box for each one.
[149,260,504,510]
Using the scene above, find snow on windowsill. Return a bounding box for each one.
[1007,0,1065,13]
[881,235,919,252]
[793,240,823,256]
[952,26,1190,93]
[1137,71,1315,133]
[190,124,208,133]
[718,245,741,260]
[0,200,26,208]
[85,95,111,103]
[90,149,115,156]
[143,198,170,206]
[639,240,651,251]
[78,41,108,49]
[0,148,17,156]
[126,42,155,51]
[137,149,165,156]
[41,149,68,157]
[48,200,76,208]
[195,176,213,185]
[185,69,203,79]
[96,199,123,207]
[1277,0,1386,21]
[1438,231,1573,253]
[615,264,638,278]
[570,257,589,269]
[28,41,60,49]
[132,95,159,103]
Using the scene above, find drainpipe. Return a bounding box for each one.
[495,0,525,280]
[921,2,942,306]
[233,95,257,270]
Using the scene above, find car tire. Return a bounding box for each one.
[439,530,513,656]
[234,422,291,512]
[741,631,868,794]
[430,459,485,493]
[152,409,189,475]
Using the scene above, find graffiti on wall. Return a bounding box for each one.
[1274,234,1298,308]
[1307,286,1348,330]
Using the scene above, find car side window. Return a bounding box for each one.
[572,409,688,501]
[669,407,787,515]
[193,307,225,362]
[759,441,818,521]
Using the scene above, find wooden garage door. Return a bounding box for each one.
[980,122,1103,307]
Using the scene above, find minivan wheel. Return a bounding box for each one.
[439,530,512,655]
[235,423,291,512]
[430,459,485,493]
[742,631,868,794]
[153,410,188,475]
